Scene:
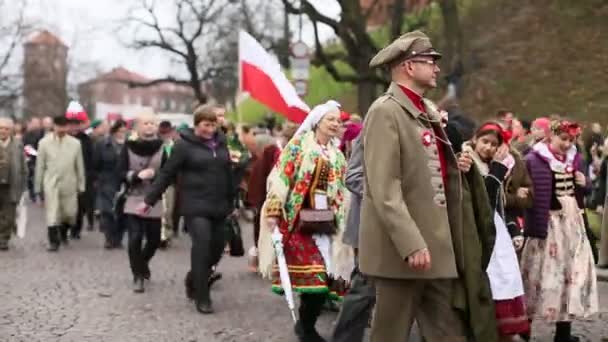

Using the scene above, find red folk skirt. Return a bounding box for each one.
[495,296,531,336]
[271,220,346,300]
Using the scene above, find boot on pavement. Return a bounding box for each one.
[295,294,327,342]
[133,277,145,293]
[59,225,70,245]
[47,226,60,252]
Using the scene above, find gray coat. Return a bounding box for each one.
[343,135,363,248]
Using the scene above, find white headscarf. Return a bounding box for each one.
[294,100,341,137]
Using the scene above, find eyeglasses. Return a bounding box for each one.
[408,59,439,66]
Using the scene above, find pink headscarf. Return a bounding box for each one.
[532,117,551,136]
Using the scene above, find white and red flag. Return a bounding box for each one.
[239,31,309,123]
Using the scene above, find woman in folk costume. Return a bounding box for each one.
[463,122,531,341]
[521,119,598,342]
[258,100,352,342]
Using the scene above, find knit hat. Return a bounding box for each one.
[65,101,89,122]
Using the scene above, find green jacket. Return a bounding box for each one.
[448,163,498,342]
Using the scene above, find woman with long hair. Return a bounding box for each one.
[258,100,350,342]
[521,119,598,341]
[463,122,531,341]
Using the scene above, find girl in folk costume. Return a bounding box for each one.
[258,100,352,342]
[464,122,531,341]
[521,119,598,342]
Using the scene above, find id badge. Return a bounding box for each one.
[314,192,328,210]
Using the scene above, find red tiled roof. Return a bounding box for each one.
[100,67,151,83]
[27,30,67,47]
[81,66,194,95]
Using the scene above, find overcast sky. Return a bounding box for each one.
[21,0,340,81]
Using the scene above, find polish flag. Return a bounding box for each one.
[239,31,309,123]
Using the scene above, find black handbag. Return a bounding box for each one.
[297,209,337,235]
[226,217,245,257]
[112,182,128,219]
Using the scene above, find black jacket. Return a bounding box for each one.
[93,137,123,213]
[74,132,95,185]
[144,129,235,219]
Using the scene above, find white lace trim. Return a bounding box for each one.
[532,142,577,173]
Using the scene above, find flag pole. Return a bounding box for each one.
[236,31,244,124]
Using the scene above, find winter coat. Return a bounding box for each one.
[359,82,497,341]
[117,138,165,219]
[93,136,123,214]
[145,129,235,220]
[524,147,588,239]
[503,149,533,237]
[1,138,27,203]
[343,134,363,248]
[74,132,95,187]
[35,134,85,226]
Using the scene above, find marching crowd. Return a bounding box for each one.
[0,30,606,342]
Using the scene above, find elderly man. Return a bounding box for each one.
[35,116,85,252]
[0,118,26,250]
[360,30,497,342]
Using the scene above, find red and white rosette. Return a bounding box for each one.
[421,130,433,147]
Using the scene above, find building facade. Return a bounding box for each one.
[22,30,69,119]
[78,67,197,119]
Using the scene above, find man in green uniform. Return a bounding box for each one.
[0,118,26,250]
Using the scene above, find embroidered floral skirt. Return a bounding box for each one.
[271,221,346,300]
[520,196,598,322]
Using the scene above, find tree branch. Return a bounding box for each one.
[311,20,384,84]
[281,0,340,32]
[126,77,192,88]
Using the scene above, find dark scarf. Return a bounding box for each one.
[126,138,163,156]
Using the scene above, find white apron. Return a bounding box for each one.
[487,211,525,300]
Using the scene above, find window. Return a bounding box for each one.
[123,94,130,105]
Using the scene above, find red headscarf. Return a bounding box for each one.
[476,122,509,145]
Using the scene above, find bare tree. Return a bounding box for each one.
[0,0,30,112]
[121,0,239,104]
[240,0,290,67]
[281,0,430,113]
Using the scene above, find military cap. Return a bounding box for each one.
[369,30,442,68]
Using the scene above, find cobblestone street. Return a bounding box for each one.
[1,204,608,341]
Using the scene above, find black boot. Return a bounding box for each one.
[143,264,151,280]
[70,223,81,240]
[59,225,69,245]
[554,321,580,342]
[208,270,222,287]
[196,300,214,314]
[294,294,326,342]
[133,277,145,293]
[185,271,195,300]
[47,226,60,252]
